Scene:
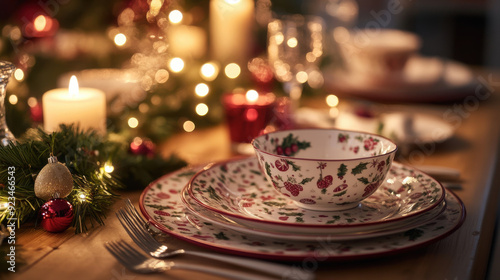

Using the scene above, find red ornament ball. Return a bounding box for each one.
[129,137,156,157]
[39,198,74,233]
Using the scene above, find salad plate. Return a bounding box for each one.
[181,185,446,241]
[186,157,445,234]
[140,166,465,261]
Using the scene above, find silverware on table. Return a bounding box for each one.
[105,240,278,280]
[117,199,315,280]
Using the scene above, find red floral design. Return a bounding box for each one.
[275,159,289,171]
[284,181,303,196]
[156,192,171,199]
[154,210,170,216]
[363,137,379,151]
[299,198,316,204]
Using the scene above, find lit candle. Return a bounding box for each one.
[222,89,275,153]
[210,0,254,65]
[43,75,106,134]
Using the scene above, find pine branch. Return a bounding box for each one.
[0,124,185,234]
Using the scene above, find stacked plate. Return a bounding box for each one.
[140,157,465,261]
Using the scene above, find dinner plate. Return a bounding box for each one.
[324,56,477,103]
[186,157,445,234]
[181,185,446,241]
[140,166,465,261]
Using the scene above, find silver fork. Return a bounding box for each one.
[105,240,278,280]
[117,199,315,280]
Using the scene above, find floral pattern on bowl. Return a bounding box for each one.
[252,129,398,210]
[140,165,465,261]
[187,157,445,234]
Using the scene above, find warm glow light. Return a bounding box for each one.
[155,69,169,83]
[104,162,114,173]
[287,37,298,48]
[79,193,86,200]
[28,97,38,107]
[151,95,162,105]
[128,117,139,128]
[169,57,185,73]
[14,68,24,81]
[168,10,183,24]
[114,33,127,46]
[139,103,149,113]
[183,120,195,132]
[225,0,241,4]
[296,71,308,83]
[69,75,79,96]
[195,103,209,116]
[34,15,47,32]
[326,94,339,107]
[225,63,241,79]
[200,62,219,81]
[245,90,259,102]
[195,83,209,97]
[8,95,18,105]
[149,0,163,17]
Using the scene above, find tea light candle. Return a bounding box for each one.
[210,0,254,65]
[43,75,106,134]
[222,90,275,149]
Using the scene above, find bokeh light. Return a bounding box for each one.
[195,83,209,97]
[225,63,241,79]
[169,57,185,73]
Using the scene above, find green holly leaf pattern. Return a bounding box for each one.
[404,228,424,241]
[300,177,315,185]
[357,177,369,184]
[337,164,347,178]
[287,160,301,171]
[214,232,230,240]
[263,201,288,207]
[351,162,368,175]
[206,186,222,201]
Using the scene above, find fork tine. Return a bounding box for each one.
[122,203,161,246]
[120,207,158,245]
[116,210,157,254]
[116,205,163,255]
[125,199,144,223]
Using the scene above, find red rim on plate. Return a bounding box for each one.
[139,165,465,261]
[186,157,445,231]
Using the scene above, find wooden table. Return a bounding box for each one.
[11,74,500,280]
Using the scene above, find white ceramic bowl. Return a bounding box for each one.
[337,28,421,81]
[252,129,398,211]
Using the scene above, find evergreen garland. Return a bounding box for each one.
[0,124,186,233]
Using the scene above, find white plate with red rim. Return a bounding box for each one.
[186,157,445,234]
[140,165,465,261]
[181,185,446,241]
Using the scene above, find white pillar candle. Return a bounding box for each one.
[43,75,106,134]
[210,0,254,65]
[167,25,207,59]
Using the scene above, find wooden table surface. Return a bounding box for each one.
[11,75,500,280]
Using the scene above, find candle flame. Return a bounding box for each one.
[245,90,259,103]
[69,75,79,96]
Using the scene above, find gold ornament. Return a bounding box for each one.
[34,156,74,200]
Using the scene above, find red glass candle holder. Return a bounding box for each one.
[222,91,276,154]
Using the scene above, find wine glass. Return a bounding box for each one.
[267,15,324,108]
[0,61,16,146]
